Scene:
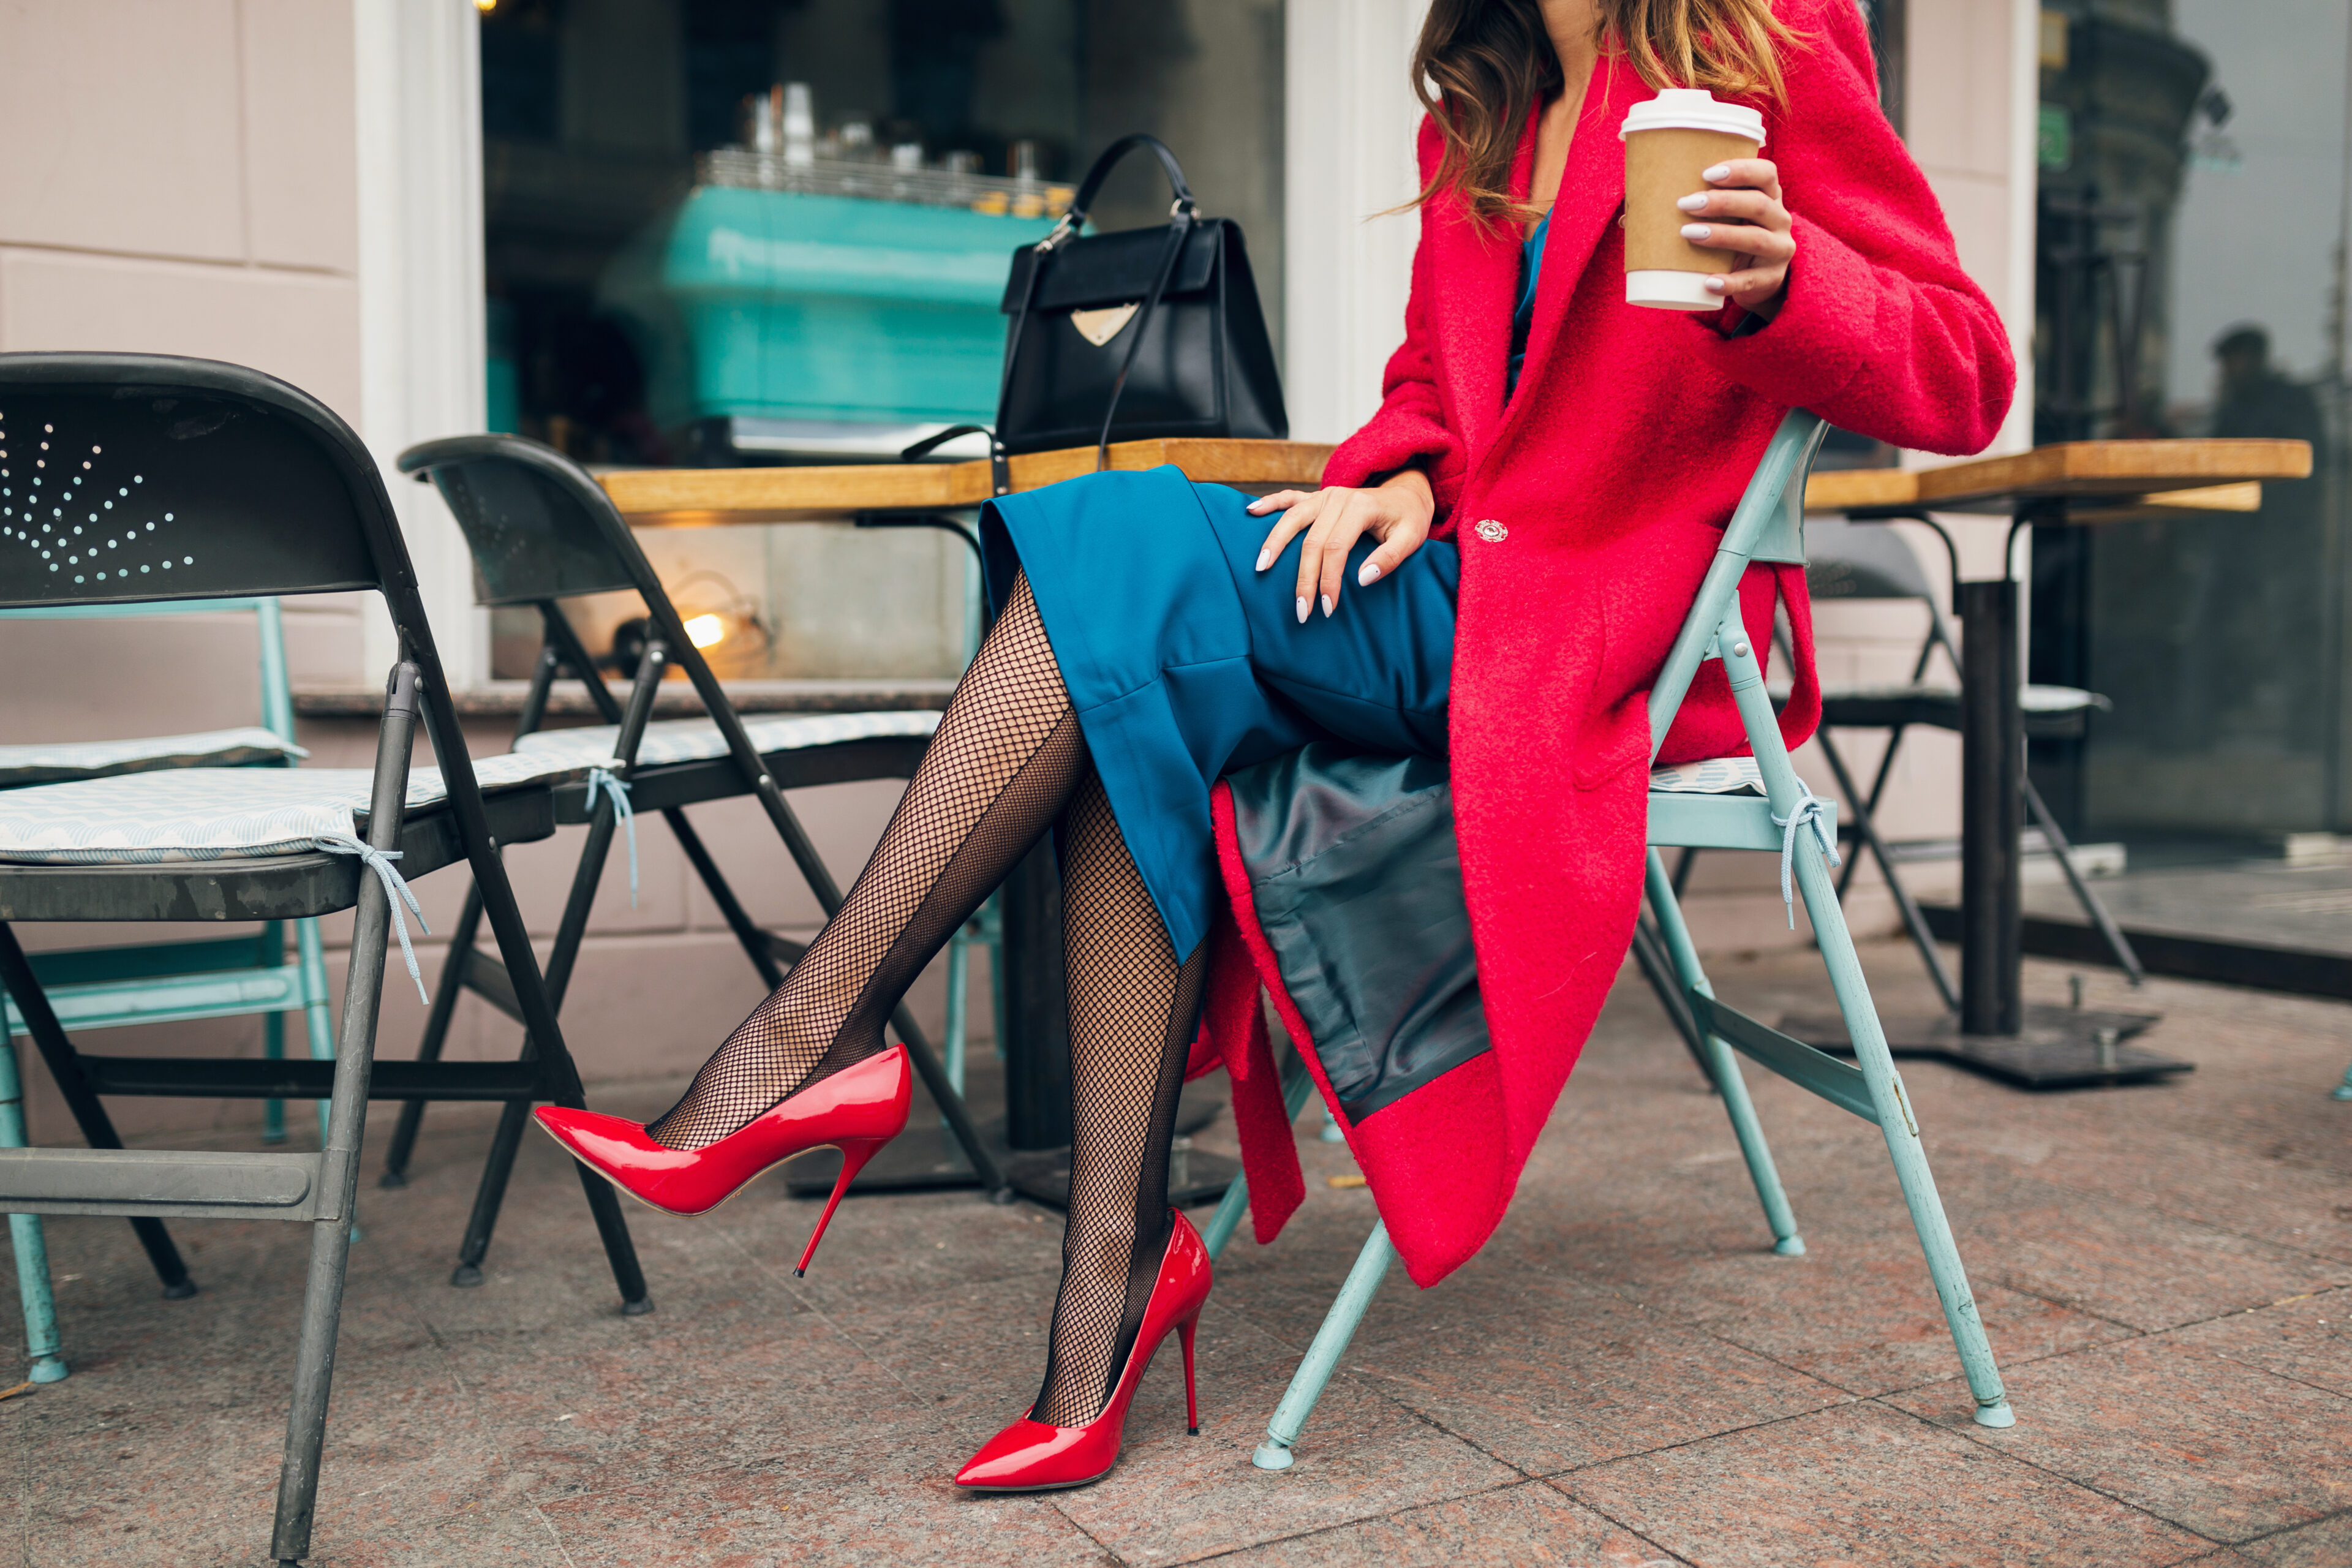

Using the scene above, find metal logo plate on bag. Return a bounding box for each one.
[1069,303,1140,347]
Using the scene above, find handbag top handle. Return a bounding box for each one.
[1060,133,1197,235]
[1011,134,1202,472]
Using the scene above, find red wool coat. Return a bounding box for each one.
[1193,0,2015,1287]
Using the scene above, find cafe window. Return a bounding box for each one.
[477,0,1286,680]
[2029,0,2342,844]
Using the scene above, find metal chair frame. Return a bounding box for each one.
[390,436,1008,1235]
[0,597,339,1384]
[1199,410,2016,1471]
[1735,514,2146,1007]
[0,352,650,1564]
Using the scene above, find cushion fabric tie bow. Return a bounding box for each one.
[312,835,433,1002]
[1770,782,1842,929]
[586,767,638,906]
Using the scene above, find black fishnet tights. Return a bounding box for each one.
[648,575,1084,1150]
[1032,774,1207,1427]
[644,572,1204,1430]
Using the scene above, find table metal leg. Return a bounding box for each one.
[1958,577,2024,1037]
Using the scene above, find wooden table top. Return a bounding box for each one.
[603,437,1340,527]
[600,435,2315,528]
[1803,438,2312,517]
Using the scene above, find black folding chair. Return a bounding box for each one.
[385,436,1006,1267]
[0,353,648,1564]
[1676,516,2144,1005]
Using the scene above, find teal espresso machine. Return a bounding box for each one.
[601,153,1068,463]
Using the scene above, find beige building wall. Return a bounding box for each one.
[0,0,375,706]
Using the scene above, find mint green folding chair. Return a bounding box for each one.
[1202,411,2015,1469]
[0,597,337,1384]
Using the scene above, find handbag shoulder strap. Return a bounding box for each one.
[1094,211,1193,472]
[1065,136,1201,471]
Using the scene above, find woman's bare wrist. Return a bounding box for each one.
[1379,467,1435,522]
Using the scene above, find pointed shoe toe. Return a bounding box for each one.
[531,1106,678,1171]
[528,1047,914,1235]
[954,1417,1113,1492]
[530,1105,703,1213]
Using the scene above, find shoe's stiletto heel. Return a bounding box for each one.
[1178,1310,1200,1436]
[796,1136,886,1276]
[954,1210,1213,1491]
[533,1047,912,1273]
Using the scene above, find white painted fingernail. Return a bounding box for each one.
[1295,596,1310,624]
[1676,193,1708,213]
[1703,164,1730,181]
[1321,594,1335,618]
[1703,276,1727,293]
[1358,561,1382,586]
[1256,548,1273,571]
[1681,224,1711,242]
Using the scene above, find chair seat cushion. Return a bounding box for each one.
[512,710,943,770]
[1648,756,1763,795]
[0,749,617,865]
[0,727,306,788]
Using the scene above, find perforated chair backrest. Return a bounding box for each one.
[1801,515,1958,669]
[0,356,396,609]
[0,353,489,823]
[398,433,772,767]
[397,437,643,608]
[1804,518,1936,603]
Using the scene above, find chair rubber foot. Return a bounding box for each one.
[1251,1440,1294,1471]
[1773,1235,1807,1257]
[377,1169,408,1189]
[986,1185,1019,1206]
[621,1295,655,1317]
[450,1262,484,1288]
[1973,1399,2016,1429]
[260,1131,288,1146]
[1188,1425,1200,1436]
[162,1280,198,1300]
[27,1357,67,1385]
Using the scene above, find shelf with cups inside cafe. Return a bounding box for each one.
[597,83,1076,468]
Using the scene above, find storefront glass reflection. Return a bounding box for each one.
[475,0,1285,682]
[2034,0,2347,849]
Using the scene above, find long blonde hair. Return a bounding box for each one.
[1411,0,1801,227]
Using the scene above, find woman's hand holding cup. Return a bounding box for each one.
[1677,159,1795,317]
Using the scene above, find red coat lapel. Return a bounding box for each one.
[1483,59,1635,469]
[1422,102,1538,456]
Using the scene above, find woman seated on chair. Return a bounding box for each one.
[536,0,2011,1492]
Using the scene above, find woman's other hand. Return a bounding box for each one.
[1676,158,1795,318]
[1245,469,1436,622]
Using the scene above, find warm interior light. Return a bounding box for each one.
[475,0,497,12]
[682,613,727,649]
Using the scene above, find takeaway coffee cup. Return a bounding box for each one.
[1618,88,1768,311]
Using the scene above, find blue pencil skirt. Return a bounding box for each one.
[979,466,1460,961]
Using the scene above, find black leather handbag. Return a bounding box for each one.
[908,135,1285,483]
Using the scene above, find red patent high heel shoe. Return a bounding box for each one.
[532,1044,911,1275]
[954,1209,1212,1492]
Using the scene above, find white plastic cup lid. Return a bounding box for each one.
[1618,88,1766,148]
